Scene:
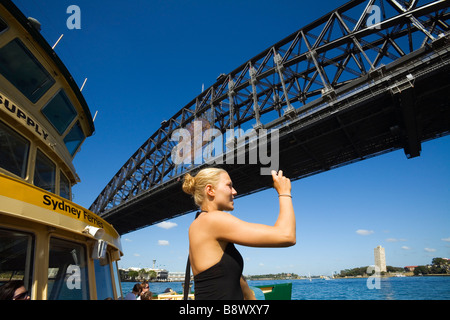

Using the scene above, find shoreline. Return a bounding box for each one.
[246,274,450,281]
[121,274,450,283]
[333,274,450,279]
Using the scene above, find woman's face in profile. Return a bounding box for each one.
[213,172,237,211]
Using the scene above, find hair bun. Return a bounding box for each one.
[182,173,196,195]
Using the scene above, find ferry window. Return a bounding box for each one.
[34,149,55,193]
[0,228,34,298]
[112,261,123,299]
[47,238,89,300]
[0,17,7,33]
[64,121,85,156]
[42,91,77,135]
[0,120,30,178]
[0,38,55,103]
[94,255,114,300]
[60,171,71,200]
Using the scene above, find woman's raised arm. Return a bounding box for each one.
[206,170,296,248]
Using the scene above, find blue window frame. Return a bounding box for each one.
[64,122,85,156]
[42,90,77,135]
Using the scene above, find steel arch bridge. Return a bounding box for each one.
[90,0,450,235]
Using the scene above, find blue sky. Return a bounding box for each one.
[14,0,450,276]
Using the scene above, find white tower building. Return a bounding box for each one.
[374,245,387,272]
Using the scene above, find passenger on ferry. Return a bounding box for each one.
[140,290,153,300]
[0,280,30,300]
[139,280,150,300]
[124,283,143,300]
[182,168,296,300]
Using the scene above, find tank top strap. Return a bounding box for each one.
[195,210,208,219]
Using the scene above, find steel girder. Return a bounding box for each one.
[90,0,449,216]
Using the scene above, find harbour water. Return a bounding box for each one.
[121,276,450,300]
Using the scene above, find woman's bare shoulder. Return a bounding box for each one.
[189,211,235,232]
[194,210,232,224]
[189,211,234,244]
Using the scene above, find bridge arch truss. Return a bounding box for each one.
[90,0,450,233]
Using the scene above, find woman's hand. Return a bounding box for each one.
[272,170,291,195]
[240,276,257,300]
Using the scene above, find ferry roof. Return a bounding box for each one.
[0,0,95,136]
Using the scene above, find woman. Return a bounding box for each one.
[0,280,30,300]
[139,280,150,300]
[124,282,143,300]
[182,167,295,300]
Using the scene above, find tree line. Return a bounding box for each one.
[120,269,157,281]
[246,273,299,280]
[338,257,450,277]
[413,258,450,276]
[338,266,404,277]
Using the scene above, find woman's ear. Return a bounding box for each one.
[205,184,215,197]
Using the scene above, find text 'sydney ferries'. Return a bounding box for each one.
[42,194,104,228]
[0,90,117,235]
[0,173,111,233]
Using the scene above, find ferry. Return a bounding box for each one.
[0,0,123,300]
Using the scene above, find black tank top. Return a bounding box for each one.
[193,242,244,300]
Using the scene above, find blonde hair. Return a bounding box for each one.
[182,167,227,207]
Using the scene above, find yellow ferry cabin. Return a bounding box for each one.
[0,0,123,300]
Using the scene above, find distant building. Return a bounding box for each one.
[120,267,168,281]
[404,266,418,272]
[374,245,387,272]
[168,272,186,282]
[151,268,168,281]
